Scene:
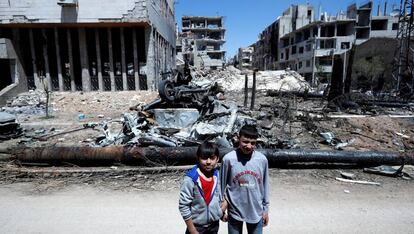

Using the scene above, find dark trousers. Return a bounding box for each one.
[185,221,219,234]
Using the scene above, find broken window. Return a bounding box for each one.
[337,23,354,36]
[318,57,332,66]
[320,39,335,49]
[304,30,310,40]
[341,42,350,49]
[299,47,304,54]
[371,19,388,31]
[356,28,370,39]
[392,23,399,30]
[282,38,290,47]
[292,46,297,54]
[312,27,318,37]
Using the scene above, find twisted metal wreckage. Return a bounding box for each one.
[3,67,414,167]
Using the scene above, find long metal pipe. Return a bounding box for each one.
[5,146,414,166]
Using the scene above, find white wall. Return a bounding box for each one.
[0,0,144,23]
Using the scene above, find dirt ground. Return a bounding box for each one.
[1,89,413,151]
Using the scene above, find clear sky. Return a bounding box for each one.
[175,0,399,59]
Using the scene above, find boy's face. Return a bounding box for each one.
[198,154,219,173]
[238,135,257,155]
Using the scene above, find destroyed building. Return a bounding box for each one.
[0,0,176,104]
[177,16,225,70]
[248,2,398,84]
[237,47,254,70]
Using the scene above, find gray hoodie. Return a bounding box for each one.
[220,149,270,223]
[179,165,223,225]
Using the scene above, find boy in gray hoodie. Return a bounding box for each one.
[179,142,227,234]
[220,125,269,234]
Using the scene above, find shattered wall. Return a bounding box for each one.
[351,37,398,92]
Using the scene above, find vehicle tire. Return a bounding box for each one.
[159,79,176,101]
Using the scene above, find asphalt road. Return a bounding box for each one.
[1,169,413,234]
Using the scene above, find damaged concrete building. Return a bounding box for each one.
[177,16,225,70]
[0,0,176,104]
[237,47,254,70]
[248,2,398,85]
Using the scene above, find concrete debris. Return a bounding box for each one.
[152,108,199,129]
[2,90,47,116]
[0,62,412,168]
[363,165,412,179]
[340,172,356,180]
[198,66,312,93]
[335,177,381,186]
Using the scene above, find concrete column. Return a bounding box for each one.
[317,25,321,37]
[120,28,127,91]
[145,27,155,90]
[42,29,52,91]
[154,30,158,90]
[78,28,91,91]
[11,29,21,84]
[67,29,76,91]
[107,28,115,91]
[29,29,41,90]
[163,40,167,71]
[95,29,103,91]
[54,28,64,91]
[312,46,317,87]
[132,29,140,90]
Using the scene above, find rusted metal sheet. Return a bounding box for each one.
[7,146,414,166]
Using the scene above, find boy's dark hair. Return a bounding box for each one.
[239,125,259,139]
[197,142,219,158]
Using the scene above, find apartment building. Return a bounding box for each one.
[251,4,314,70]
[250,2,398,85]
[178,16,225,70]
[0,0,176,103]
[238,47,254,70]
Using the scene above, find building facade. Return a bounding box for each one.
[178,16,225,70]
[249,2,398,85]
[237,47,254,70]
[0,0,176,103]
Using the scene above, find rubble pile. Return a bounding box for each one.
[0,66,412,165]
[195,66,311,93]
[2,90,46,116]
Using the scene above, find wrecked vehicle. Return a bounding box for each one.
[0,112,22,140]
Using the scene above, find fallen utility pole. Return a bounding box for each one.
[1,146,413,166]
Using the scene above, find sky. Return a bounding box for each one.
[175,0,399,59]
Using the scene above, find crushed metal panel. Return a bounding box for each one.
[152,108,199,129]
